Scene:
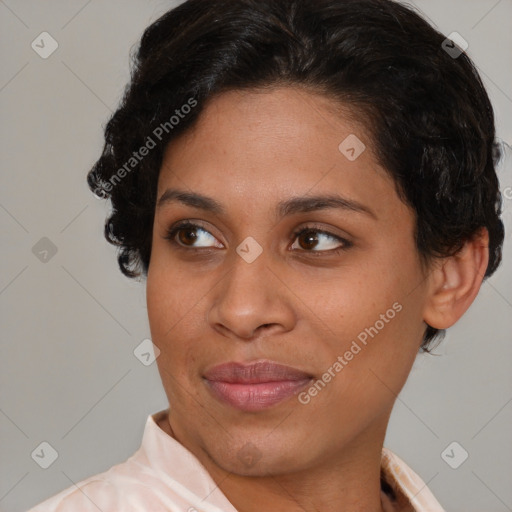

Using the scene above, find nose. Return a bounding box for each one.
[207,248,296,341]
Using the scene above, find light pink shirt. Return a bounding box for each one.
[28,409,445,512]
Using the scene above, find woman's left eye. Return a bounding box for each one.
[290,228,351,253]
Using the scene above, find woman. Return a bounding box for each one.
[28,0,504,510]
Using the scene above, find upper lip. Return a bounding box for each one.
[203,360,313,384]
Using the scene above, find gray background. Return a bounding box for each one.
[0,1,511,511]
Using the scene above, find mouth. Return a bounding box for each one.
[203,360,314,412]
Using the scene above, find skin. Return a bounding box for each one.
[146,86,489,512]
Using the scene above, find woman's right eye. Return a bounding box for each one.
[164,222,224,249]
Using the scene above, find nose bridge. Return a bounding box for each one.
[221,244,272,313]
[208,242,293,339]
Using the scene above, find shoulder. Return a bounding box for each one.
[28,477,119,512]
[381,447,445,512]
[26,458,170,512]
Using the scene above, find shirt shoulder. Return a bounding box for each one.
[28,477,120,512]
[381,448,445,512]
[26,456,171,512]
[27,410,237,512]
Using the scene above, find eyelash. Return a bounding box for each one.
[164,221,353,256]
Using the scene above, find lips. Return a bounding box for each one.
[203,360,313,383]
[203,360,313,411]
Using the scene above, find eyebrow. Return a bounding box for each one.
[157,188,377,219]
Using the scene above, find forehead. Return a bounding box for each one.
[157,87,405,223]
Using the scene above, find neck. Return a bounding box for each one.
[160,412,390,512]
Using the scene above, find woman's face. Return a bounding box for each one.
[147,87,430,475]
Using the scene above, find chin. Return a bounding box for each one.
[204,432,314,477]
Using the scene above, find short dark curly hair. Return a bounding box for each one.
[87,0,504,351]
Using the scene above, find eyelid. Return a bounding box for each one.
[291,223,349,240]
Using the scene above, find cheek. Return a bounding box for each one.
[306,301,422,445]
[313,236,425,376]
[146,253,219,385]
[314,252,416,337]
[148,268,201,394]
[146,254,206,339]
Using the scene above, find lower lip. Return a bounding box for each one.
[205,379,312,411]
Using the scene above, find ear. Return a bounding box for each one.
[422,228,489,330]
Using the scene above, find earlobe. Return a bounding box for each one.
[422,228,489,330]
